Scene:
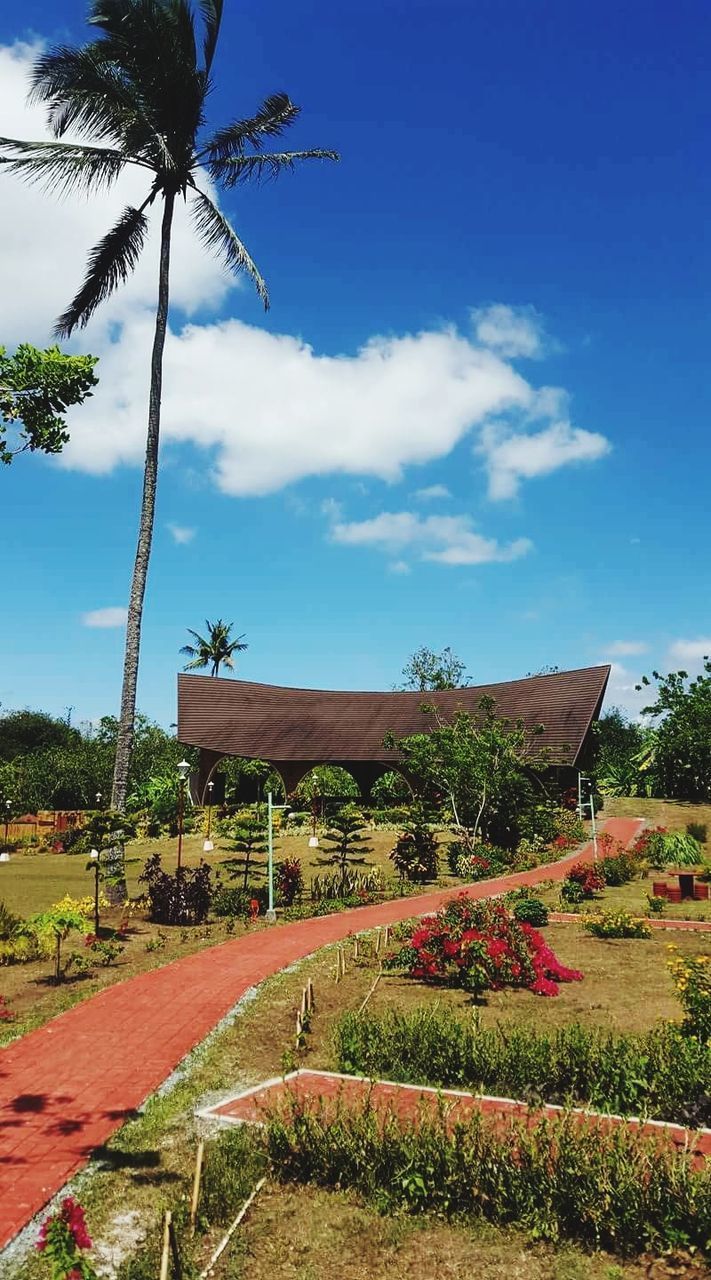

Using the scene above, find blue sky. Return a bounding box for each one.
[1,0,710,727]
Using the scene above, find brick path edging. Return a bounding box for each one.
[201,1067,711,1170]
[0,817,643,1250]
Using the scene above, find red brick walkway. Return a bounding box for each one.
[0,817,641,1248]
[204,1067,711,1169]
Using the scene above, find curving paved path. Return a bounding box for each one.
[0,817,641,1248]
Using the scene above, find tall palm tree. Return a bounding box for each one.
[0,0,337,817]
[181,618,247,677]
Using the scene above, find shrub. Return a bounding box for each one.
[644,830,704,869]
[0,934,40,964]
[448,841,508,879]
[562,861,605,900]
[0,994,13,1021]
[511,895,549,927]
[687,821,707,844]
[318,805,373,877]
[599,851,641,886]
[311,867,383,902]
[264,1096,711,1254]
[276,858,303,906]
[333,1004,711,1125]
[386,895,582,997]
[212,884,251,918]
[667,947,711,1042]
[0,900,20,940]
[583,910,652,940]
[389,806,438,883]
[560,879,584,905]
[139,853,212,925]
[518,803,586,849]
[647,894,666,916]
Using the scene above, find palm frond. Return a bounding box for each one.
[210,148,339,188]
[0,137,129,196]
[54,199,152,337]
[190,187,269,309]
[29,44,148,149]
[198,0,223,72]
[200,93,300,162]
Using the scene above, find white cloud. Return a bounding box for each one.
[0,41,611,504]
[388,559,411,575]
[413,484,451,501]
[471,304,549,359]
[167,523,196,545]
[480,420,611,500]
[667,638,711,667]
[606,640,648,657]
[604,662,649,718]
[330,510,532,567]
[81,606,127,628]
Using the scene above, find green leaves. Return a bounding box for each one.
[190,189,270,308]
[0,343,98,464]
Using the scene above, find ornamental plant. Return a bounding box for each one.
[386,895,582,997]
[139,853,212,925]
[277,858,303,906]
[389,804,439,883]
[561,861,605,903]
[0,995,13,1021]
[667,946,711,1042]
[36,1196,96,1280]
[583,910,652,940]
[24,899,92,983]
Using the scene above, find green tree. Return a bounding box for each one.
[0,709,80,761]
[318,804,372,879]
[386,698,543,850]
[0,343,97,464]
[593,708,648,797]
[25,901,90,983]
[181,619,248,677]
[389,802,438,883]
[637,660,711,800]
[294,765,359,817]
[0,0,337,833]
[223,811,268,891]
[398,646,468,691]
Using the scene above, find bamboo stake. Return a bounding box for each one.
[353,935,359,960]
[295,1009,303,1048]
[300,987,308,1018]
[374,927,382,956]
[159,1211,171,1280]
[307,977,314,1010]
[384,925,390,947]
[357,964,383,1017]
[168,1221,182,1280]
[189,1140,204,1237]
[198,1178,266,1279]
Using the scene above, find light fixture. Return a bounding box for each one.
[203,780,215,852]
[0,852,10,864]
[177,759,190,781]
[89,848,100,861]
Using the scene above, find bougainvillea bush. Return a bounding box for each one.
[560,861,606,904]
[386,895,582,997]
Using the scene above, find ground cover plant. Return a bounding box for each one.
[334,1004,710,1125]
[386,895,583,997]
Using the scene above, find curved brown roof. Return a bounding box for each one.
[177,665,610,768]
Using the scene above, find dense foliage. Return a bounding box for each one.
[264,1096,710,1254]
[139,854,212,925]
[389,805,439,883]
[397,645,469,691]
[386,896,583,998]
[334,1004,711,1125]
[317,805,372,879]
[0,343,97,465]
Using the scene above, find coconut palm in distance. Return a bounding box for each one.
[0,0,337,820]
[181,619,247,677]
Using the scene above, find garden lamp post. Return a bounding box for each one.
[203,779,214,853]
[96,792,103,810]
[177,759,190,871]
[266,791,290,923]
[89,848,100,936]
[577,774,598,860]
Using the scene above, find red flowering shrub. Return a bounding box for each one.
[567,862,606,896]
[551,834,576,851]
[0,995,13,1022]
[277,858,303,906]
[37,1197,95,1280]
[388,895,582,997]
[631,826,666,858]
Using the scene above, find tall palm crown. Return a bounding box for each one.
[181,619,247,677]
[0,0,336,333]
[0,0,337,826]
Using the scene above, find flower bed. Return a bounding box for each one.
[386,895,583,997]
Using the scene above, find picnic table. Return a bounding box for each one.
[654,867,709,902]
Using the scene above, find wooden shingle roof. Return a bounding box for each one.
[177,664,610,768]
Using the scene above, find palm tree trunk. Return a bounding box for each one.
[109,192,175,888]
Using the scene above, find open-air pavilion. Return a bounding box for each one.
[177,664,611,802]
